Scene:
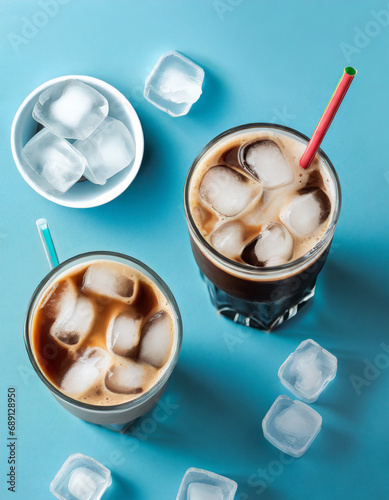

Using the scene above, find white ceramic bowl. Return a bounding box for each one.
[10,75,144,208]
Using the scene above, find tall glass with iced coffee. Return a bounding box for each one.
[25,252,182,431]
[184,124,341,331]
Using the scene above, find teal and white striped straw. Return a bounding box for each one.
[36,218,59,269]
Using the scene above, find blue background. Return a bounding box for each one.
[1,1,388,498]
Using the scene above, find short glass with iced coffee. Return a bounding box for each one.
[184,124,341,331]
[25,252,182,431]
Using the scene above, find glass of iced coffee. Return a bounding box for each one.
[184,123,341,331]
[25,251,182,432]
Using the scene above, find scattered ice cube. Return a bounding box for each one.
[22,128,86,194]
[74,117,135,185]
[211,221,246,259]
[176,468,237,500]
[105,360,156,394]
[262,395,322,458]
[188,483,223,500]
[280,188,331,237]
[82,263,137,304]
[199,166,261,217]
[61,347,111,396]
[242,140,293,189]
[144,51,204,117]
[139,311,173,368]
[241,222,294,267]
[50,453,111,500]
[106,310,142,357]
[278,339,337,403]
[50,295,95,346]
[33,79,108,140]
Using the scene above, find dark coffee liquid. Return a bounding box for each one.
[32,260,175,406]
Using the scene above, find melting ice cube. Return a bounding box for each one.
[106,310,142,357]
[242,140,293,189]
[139,311,174,368]
[50,294,95,346]
[210,221,246,259]
[105,360,156,394]
[61,347,111,396]
[199,166,260,217]
[82,263,137,304]
[241,222,294,267]
[280,188,331,238]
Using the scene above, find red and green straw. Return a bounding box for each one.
[300,67,357,169]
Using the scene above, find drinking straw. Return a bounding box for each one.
[36,218,59,269]
[300,67,357,169]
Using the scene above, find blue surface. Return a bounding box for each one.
[0,1,388,499]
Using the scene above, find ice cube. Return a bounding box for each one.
[278,339,337,403]
[33,79,109,140]
[188,483,223,500]
[105,360,156,394]
[144,51,204,117]
[82,263,137,304]
[51,295,95,346]
[262,395,322,458]
[241,222,294,267]
[210,221,246,259]
[21,128,86,194]
[50,453,112,500]
[139,311,173,368]
[74,117,135,185]
[61,347,111,396]
[199,166,260,217]
[280,188,331,238]
[176,468,237,500]
[68,468,98,500]
[41,279,77,321]
[106,310,142,357]
[242,140,293,189]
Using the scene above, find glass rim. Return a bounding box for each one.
[184,122,342,278]
[24,251,183,413]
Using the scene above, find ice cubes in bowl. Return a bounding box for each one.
[11,75,144,208]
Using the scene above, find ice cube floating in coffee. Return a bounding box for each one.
[190,130,335,267]
[32,260,176,406]
[22,79,135,195]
